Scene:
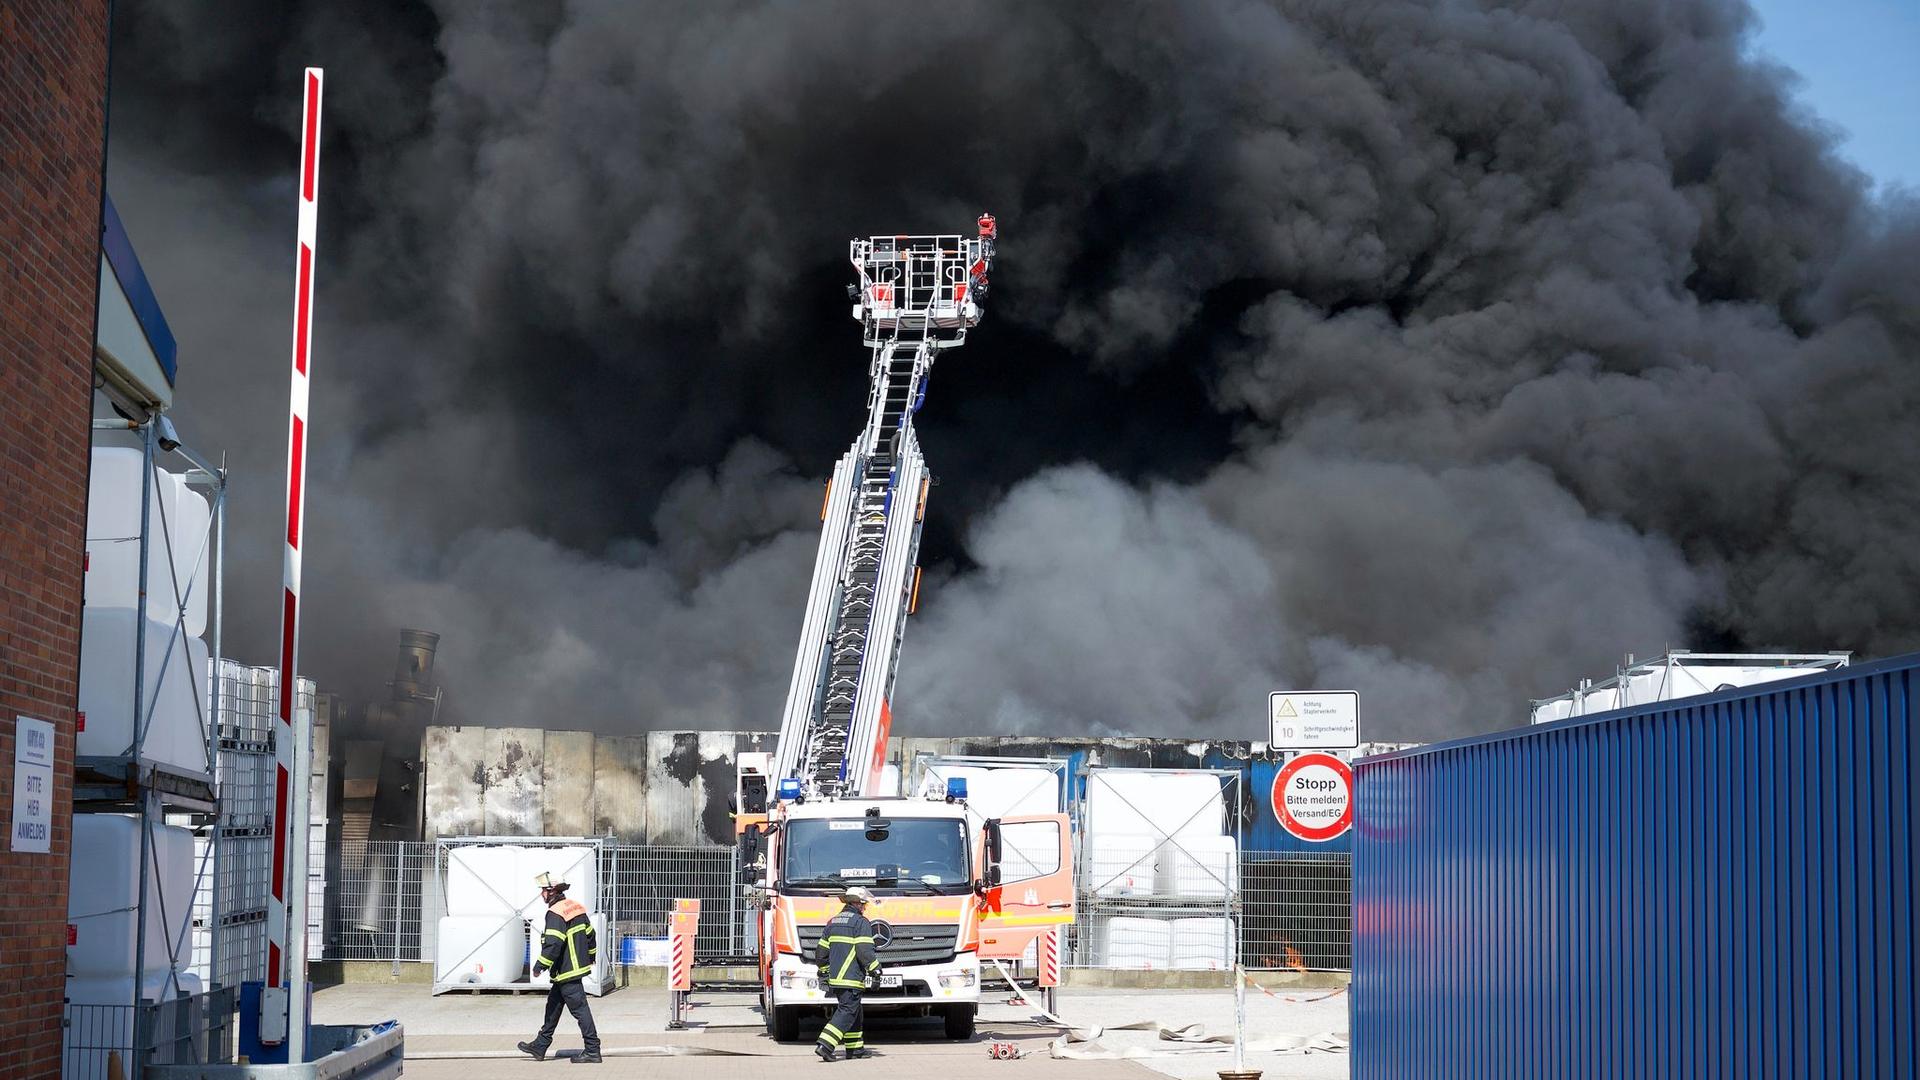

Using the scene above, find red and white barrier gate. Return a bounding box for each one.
[264,66,324,1061]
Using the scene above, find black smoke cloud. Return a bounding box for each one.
[104,0,1918,742]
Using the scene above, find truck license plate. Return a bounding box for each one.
[878,975,903,988]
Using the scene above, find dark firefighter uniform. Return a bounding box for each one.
[813,899,882,1060]
[520,881,601,1063]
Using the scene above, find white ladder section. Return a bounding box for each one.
[773,224,994,798]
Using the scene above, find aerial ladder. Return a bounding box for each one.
[770,214,998,799]
[672,219,1071,1035]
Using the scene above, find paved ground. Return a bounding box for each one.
[313,981,1349,1079]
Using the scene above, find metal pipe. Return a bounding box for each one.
[209,467,227,985]
[288,680,313,1062]
[164,436,222,480]
[133,419,153,757]
[131,790,156,1077]
[1233,962,1247,1070]
[209,468,225,774]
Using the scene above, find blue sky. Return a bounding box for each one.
[1747,0,1920,193]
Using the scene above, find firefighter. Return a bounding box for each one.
[813,886,882,1061]
[517,872,602,1064]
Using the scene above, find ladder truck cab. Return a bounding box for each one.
[726,216,1075,1042]
[737,766,1073,1041]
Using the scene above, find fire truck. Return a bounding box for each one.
[671,216,1075,1040]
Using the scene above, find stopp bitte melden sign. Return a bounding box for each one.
[1268,690,1358,749]
[1271,752,1354,842]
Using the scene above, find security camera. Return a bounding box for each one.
[155,415,182,453]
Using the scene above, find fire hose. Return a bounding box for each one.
[986,960,1349,1061]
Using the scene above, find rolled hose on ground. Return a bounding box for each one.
[985,960,1350,1061]
[406,1046,753,1060]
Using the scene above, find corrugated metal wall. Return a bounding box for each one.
[1353,653,1917,1078]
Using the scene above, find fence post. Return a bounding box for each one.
[392,843,403,976]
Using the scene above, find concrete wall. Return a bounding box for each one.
[0,4,109,1074]
[421,727,1342,849]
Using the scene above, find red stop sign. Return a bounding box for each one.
[1271,753,1354,842]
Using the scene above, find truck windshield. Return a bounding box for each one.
[783,818,971,895]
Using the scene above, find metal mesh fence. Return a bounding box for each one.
[320,842,738,962]
[321,841,431,962]
[63,985,236,1080]
[1239,851,1351,971]
[603,845,742,957]
[318,841,1351,970]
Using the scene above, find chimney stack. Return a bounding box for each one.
[392,628,440,703]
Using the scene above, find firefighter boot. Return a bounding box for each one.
[517,1041,548,1061]
[571,1051,602,1064]
[815,1042,837,1062]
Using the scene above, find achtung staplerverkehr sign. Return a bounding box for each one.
[1268,691,1359,749]
[11,716,54,854]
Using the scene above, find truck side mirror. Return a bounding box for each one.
[739,825,762,872]
[982,819,1004,888]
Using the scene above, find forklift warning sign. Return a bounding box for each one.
[1272,752,1354,842]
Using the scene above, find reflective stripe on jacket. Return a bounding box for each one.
[813,907,881,989]
[537,896,596,982]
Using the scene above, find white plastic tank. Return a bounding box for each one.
[1155,834,1239,900]
[517,846,600,917]
[1574,685,1620,716]
[433,915,528,985]
[444,845,527,917]
[77,609,210,772]
[530,912,612,995]
[1087,834,1161,898]
[1086,771,1224,839]
[1529,698,1576,725]
[68,815,197,978]
[1170,917,1236,971]
[1096,916,1170,970]
[84,447,209,636]
[63,970,205,1080]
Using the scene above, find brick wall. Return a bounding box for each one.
[0,1,111,1075]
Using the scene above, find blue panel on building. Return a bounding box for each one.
[100,194,178,385]
[1352,652,1918,1077]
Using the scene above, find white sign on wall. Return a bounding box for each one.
[1269,691,1359,749]
[11,716,54,853]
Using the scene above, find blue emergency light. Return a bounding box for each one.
[778,778,803,801]
[946,777,968,802]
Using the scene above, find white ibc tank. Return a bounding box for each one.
[518,846,600,917]
[68,815,197,978]
[531,912,612,995]
[434,915,528,985]
[63,971,205,1080]
[1087,834,1161,898]
[1087,771,1224,839]
[85,448,209,636]
[1097,916,1170,970]
[78,609,210,772]
[1156,834,1239,900]
[445,845,527,917]
[1170,917,1235,971]
[1574,685,1620,716]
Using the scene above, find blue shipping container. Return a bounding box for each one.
[1353,652,1917,1078]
